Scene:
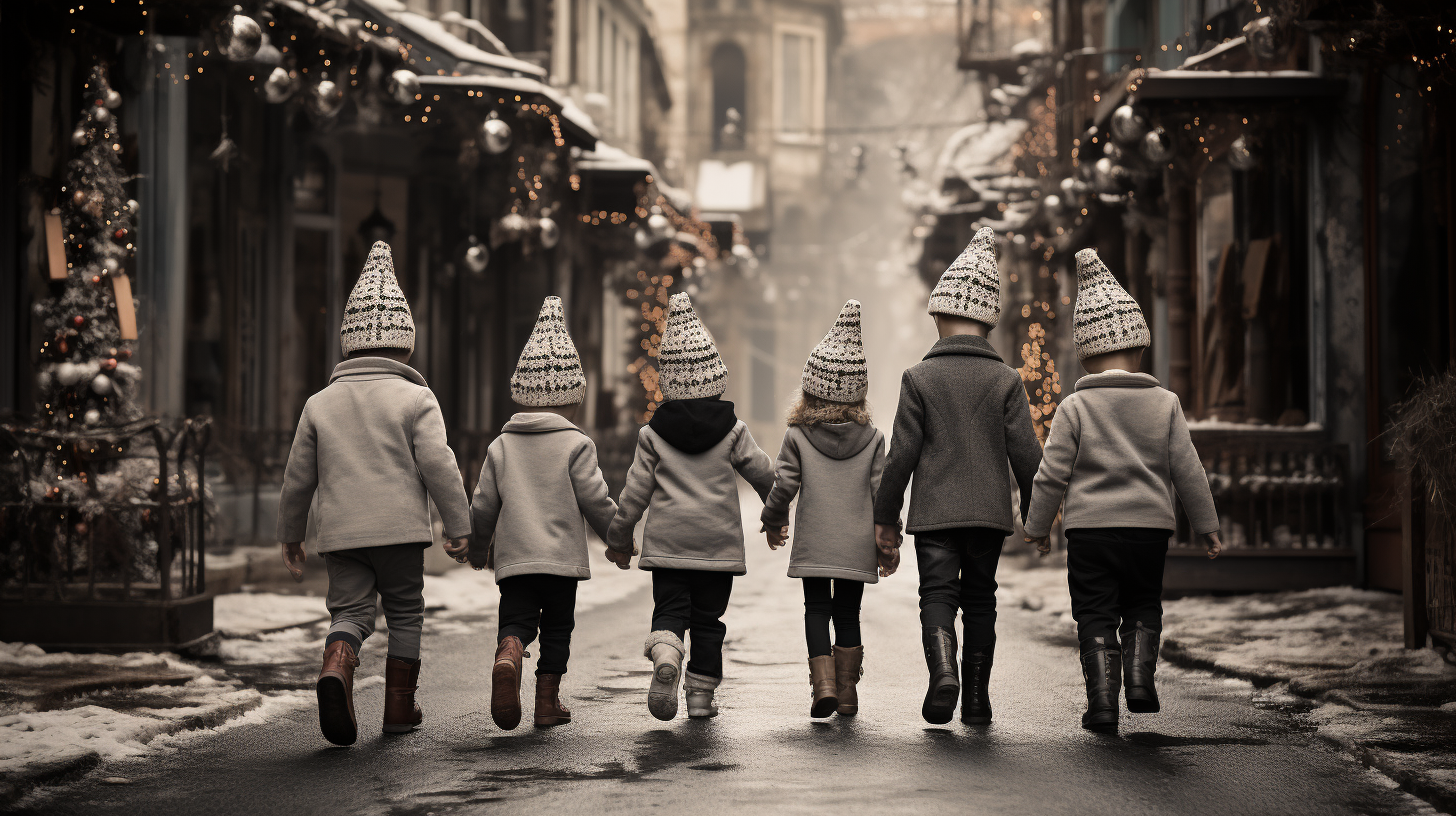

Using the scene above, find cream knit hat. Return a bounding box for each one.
[1073,248,1151,360]
[657,293,728,401]
[927,226,1002,327]
[802,300,868,403]
[511,296,586,407]
[340,241,415,355]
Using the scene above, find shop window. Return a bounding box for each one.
[711,41,747,151]
[1103,0,1148,74]
[780,34,810,134]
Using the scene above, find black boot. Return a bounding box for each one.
[1079,636,1121,733]
[1122,622,1161,713]
[960,640,994,724]
[921,626,959,725]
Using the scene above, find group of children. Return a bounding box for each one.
[277,230,1222,746]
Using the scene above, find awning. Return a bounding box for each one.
[351,0,548,79]
[576,142,658,178]
[416,75,598,148]
[1135,69,1345,100]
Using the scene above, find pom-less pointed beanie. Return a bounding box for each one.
[1073,248,1150,360]
[340,241,415,355]
[927,226,1002,327]
[657,293,728,401]
[511,296,586,407]
[802,300,868,403]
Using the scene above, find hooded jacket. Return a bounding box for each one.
[761,422,887,582]
[469,412,617,580]
[1024,370,1220,538]
[607,399,775,574]
[277,357,471,553]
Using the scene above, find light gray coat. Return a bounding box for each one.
[1025,371,1220,538]
[470,413,617,580]
[606,422,775,574]
[277,358,471,553]
[761,423,886,583]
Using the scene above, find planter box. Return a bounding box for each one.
[1164,547,1358,594]
[0,595,214,652]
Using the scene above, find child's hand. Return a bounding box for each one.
[877,545,900,577]
[280,542,306,582]
[605,545,635,570]
[766,526,788,550]
[1025,536,1051,557]
[443,536,470,564]
[874,523,901,554]
[1204,532,1222,559]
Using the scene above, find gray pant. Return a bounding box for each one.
[323,543,427,660]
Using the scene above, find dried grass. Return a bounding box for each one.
[1390,368,1456,528]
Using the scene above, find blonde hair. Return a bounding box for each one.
[786,390,871,427]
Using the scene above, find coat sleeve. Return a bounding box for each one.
[276,402,318,543]
[1168,396,1220,535]
[731,423,776,502]
[1024,397,1079,539]
[468,446,503,568]
[760,430,802,529]
[869,430,887,498]
[607,429,658,552]
[874,371,924,528]
[570,438,619,545]
[412,389,472,540]
[1004,379,1045,526]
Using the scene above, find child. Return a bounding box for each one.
[761,300,887,719]
[449,297,619,731]
[606,293,775,721]
[1024,248,1221,734]
[873,226,1043,725]
[278,241,472,746]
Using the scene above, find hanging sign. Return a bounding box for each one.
[111,274,138,340]
[45,209,68,280]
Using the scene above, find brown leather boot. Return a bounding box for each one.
[808,655,838,718]
[533,674,572,727]
[491,636,525,730]
[383,657,423,733]
[833,645,864,716]
[317,640,359,746]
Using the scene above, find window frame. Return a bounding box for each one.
[772,23,824,144]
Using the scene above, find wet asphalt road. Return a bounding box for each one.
[13,537,1438,816]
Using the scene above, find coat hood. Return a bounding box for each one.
[328,357,427,387]
[649,398,738,454]
[922,334,1004,363]
[801,422,878,460]
[1074,370,1161,391]
[501,412,583,434]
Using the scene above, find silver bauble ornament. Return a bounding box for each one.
[84,409,101,425]
[126,199,140,215]
[1229,135,1259,171]
[633,226,653,250]
[218,8,264,62]
[91,374,114,395]
[103,89,123,109]
[263,67,296,104]
[647,212,671,237]
[93,106,112,126]
[538,217,560,249]
[464,241,490,274]
[102,257,120,274]
[498,212,529,238]
[56,363,81,387]
[1043,194,1061,210]
[388,69,421,106]
[1093,157,1116,191]
[1104,141,1125,163]
[481,116,512,155]
[1110,105,1146,145]
[1141,127,1174,164]
[308,79,345,118]
[72,127,89,146]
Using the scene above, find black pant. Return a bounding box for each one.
[651,568,734,678]
[913,527,1005,646]
[497,574,579,675]
[802,577,865,658]
[1065,528,1171,643]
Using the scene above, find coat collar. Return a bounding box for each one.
[328,357,428,387]
[501,412,582,434]
[923,334,1003,363]
[1074,370,1161,391]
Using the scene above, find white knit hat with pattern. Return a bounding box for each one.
[511,296,586,407]
[927,226,1002,327]
[1073,248,1151,360]
[657,293,728,401]
[802,300,868,403]
[341,241,415,355]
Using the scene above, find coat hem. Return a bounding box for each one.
[494,562,592,581]
[904,520,1013,535]
[313,538,434,554]
[638,555,746,574]
[786,566,878,583]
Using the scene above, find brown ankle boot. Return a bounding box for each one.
[317,640,359,746]
[492,636,525,730]
[808,655,838,718]
[534,674,572,727]
[383,657,423,733]
[833,645,864,716]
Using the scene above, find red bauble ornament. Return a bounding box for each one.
[58,338,69,354]
[72,315,85,328]
[75,521,89,536]
[45,486,61,500]
[91,275,102,284]
[102,358,117,372]
[115,348,131,361]
[114,228,127,241]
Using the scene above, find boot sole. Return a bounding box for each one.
[921,679,959,724]
[1082,713,1119,733]
[382,721,420,734]
[316,676,357,746]
[960,713,991,724]
[836,707,858,717]
[1125,690,1160,713]
[534,717,572,728]
[491,661,522,731]
[648,663,680,721]
[810,695,839,718]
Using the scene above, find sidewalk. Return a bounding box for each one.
[998,557,1456,814]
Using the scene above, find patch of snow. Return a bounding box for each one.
[1186,418,1325,432]
[0,642,199,677]
[936,120,1030,182]
[213,593,328,637]
[1180,36,1248,68]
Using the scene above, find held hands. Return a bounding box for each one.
[877,545,900,577]
[765,526,789,550]
[874,523,902,578]
[280,542,306,582]
[1025,536,1051,558]
[1204,532,1223,559]
[443,536,470,565]
[605,541,638,570]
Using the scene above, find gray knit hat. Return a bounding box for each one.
[511,296,586,407]
[802,300,868,403]
[341,241,415,355]
[657,293,728,401]
[1073,248,1150,360]
[927,226,1002,327]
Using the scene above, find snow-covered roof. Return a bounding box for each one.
[576,142,658,176]
[417,74,600,144]
[353,0,547,78]
[936,119,1030,181]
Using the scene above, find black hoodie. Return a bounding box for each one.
[648,397,738,454]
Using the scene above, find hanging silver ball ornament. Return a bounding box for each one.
[1103,141,1125,163]
[93,106,112,126]
[103,88,123,109]
[1110,105,1147,145]
[308,78,345,118]
[481,116,512,155]
[91,374,114,395]
[464,241,490,274]
[72,127,89,146]
[84,409,102,426]
[538,217,560,249]
[1093,157,1117,191]
[218,8,264,62]
[647,212,671,238]
[263,67,295,104]
[1229,135,1259,171]
[126,199,140,215]
[633,225,653,250]
[102,257,121,274]
[498,212,530,238]
[1043,194,1061,210]
[56,362,82,387]
[388,69,421,106]
[1141,127,1174,164]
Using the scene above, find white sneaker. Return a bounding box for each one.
[644,631,685,721]
[684,670,720,718]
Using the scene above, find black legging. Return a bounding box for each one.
[802,577,864,658]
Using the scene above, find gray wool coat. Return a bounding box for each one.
[277,358,471,553]
[873,335,1043,534]
[761,422,886,583]
[1024,371,1220,538]
[469,413,617,581]
[606,421,775,574]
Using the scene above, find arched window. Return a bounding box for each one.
[711,41,746,151]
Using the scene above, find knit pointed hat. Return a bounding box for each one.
[802,300,868,403]
[1073,248,1150,360]
[511,296,586,407]
[927,226,1002,327]
[657,293,728,401]
[340,241,415,355]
